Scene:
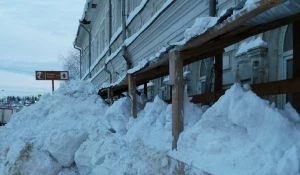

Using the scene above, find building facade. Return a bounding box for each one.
[74,0,294,108]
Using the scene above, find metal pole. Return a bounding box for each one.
[52,80,54,92]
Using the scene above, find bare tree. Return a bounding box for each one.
[59,49,80,80]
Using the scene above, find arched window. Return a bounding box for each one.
[282,25,293,104]
[200,61,207,77]
[284,25,293,52]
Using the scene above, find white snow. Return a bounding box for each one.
[90,66,105,81]
[81,47,109,80]
[184,17,219,42]
[101,73,127,88]
[105,46,122,64]
[236,36,268,55]
[109,27,122,45]
[170,83,300,175]
[126,0,148,26]
[124,0,174,47]
[127,59,148,74]
[137,82,154,90]
[2,80,300,175]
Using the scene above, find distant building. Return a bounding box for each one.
[74,0,295,108]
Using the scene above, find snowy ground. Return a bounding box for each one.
[0,81,300,175]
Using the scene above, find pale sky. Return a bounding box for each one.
[0,0,86,97]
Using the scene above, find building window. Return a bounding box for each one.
[284,25,293,52]
[199,61,207,94]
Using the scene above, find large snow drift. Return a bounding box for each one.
[171,84,300,175]
[1,81,300,175]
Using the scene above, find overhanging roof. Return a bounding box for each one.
[99,0,300,95]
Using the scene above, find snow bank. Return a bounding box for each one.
[2,79,300,175]
[0,81,107,174]
[170,83,300,175]
[0,79,203,174]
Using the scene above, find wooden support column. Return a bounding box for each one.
[144,82,148,97]
[110,90,114,105]
[293,20,300,113]
[128,74,137,118]
[214,52,223,93]
[169,50,184,150]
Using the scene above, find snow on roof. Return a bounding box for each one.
[127,59,149,74]
[236,36,267,55]
[126,0,148,26]
[184,17,219,42]
[245,0,300,25]
[101,73,127,89]
[124,0,174,47]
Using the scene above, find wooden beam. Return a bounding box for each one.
[293,20,300,112]
[144,83,148,97]
[169,51,184,150]
[191,79,300,104]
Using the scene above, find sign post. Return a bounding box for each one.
[52,80,54,92]
[35,71,69,92]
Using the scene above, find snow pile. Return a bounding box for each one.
[236,36,267,55]
[0,80,204,175]
[0,81,106,175]
[2,79,300,175]
[170,83,300,175]
[74,96,172,174]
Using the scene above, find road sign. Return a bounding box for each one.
[35,71,69,80]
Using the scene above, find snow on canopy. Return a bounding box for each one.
[1,80,300,175]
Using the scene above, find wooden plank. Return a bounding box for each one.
[128,74,137,118]
[191,79,300,104]
[144,83,148,97]
[132,75,137,118]
[293,20,300,112]
[169,51,184,150]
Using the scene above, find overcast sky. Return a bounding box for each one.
[0,0,85,97]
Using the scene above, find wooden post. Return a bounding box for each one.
[110,90,114,105]
[169,50,184,150]
[52,80,54,92]
[214,52,223,93]
[293,21,300,112]
[144,82,148,97]
[170,86,172,102]
[128,74,137,118]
